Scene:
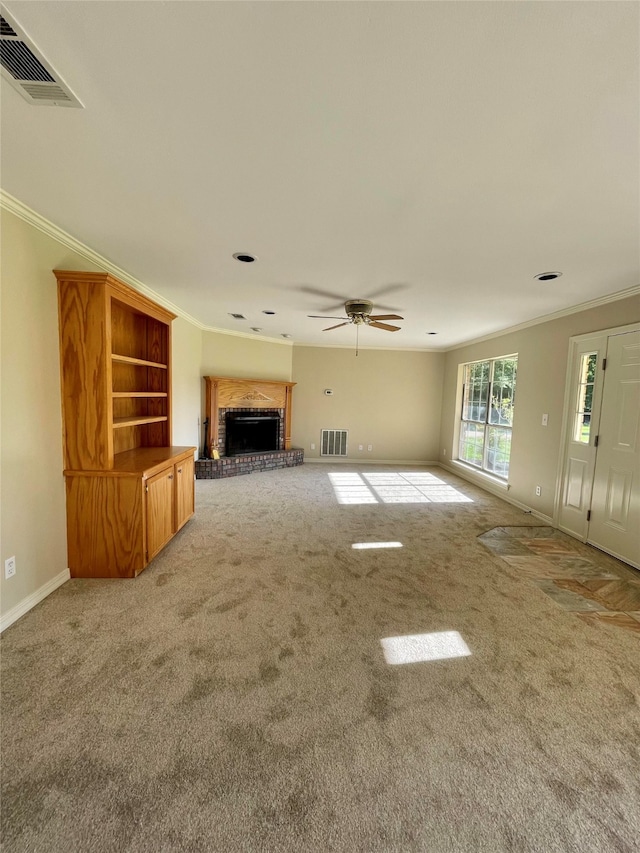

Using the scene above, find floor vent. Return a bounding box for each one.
[321,429,348,457]
[0,10,83,107]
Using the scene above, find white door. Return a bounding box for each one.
[587,330,640,568]
[557,334,607,540]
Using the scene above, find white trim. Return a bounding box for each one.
[445,286,640,352]
[1,190,206,329]
[304,458,440,466]
[446,460,510,492]
[0,569,70,633]
[440,461,553,524]
[200,325,293,345]
[0,191,312,348]
[4,189,636,353]
[559,322,640,344]
[553,321,640,530]
[293,341,440,353]
[586,541,640,571]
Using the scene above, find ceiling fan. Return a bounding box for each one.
[308,299,403,332]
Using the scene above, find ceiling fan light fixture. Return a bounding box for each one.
[344,299,374,316]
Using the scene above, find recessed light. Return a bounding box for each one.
[534,271,562,281]
[262,310,276,315]
[427,332,438,335]
[281,333,292,339]
[229,313,246,320]
[251,327,263,332]
[233,252,257,263]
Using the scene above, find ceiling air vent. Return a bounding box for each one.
[0,10,83,107]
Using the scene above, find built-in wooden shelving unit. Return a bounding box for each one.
[55,270,196,578]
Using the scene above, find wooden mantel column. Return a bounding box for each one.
[204,376,296,457]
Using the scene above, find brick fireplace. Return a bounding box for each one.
[196,375,302,479]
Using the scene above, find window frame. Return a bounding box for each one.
[458,354,517,480]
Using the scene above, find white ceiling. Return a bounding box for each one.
[2,1,638,350]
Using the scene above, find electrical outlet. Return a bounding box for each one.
[310,443,316,451]
[358,444,363,451]
[367,444,373,452]
[535,485,541,497]
[5,556,16,579]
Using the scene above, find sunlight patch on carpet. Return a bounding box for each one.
[352,541,403,549]
[381,631,472,664]
[328,472,473,505]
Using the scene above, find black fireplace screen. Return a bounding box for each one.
[225,411,281,456]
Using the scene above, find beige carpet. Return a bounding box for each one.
[2,463,639,852]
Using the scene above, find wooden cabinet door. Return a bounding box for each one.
[175,455,195,531]
[146,468,174,561]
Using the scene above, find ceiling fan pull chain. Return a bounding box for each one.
[356,324,359,357]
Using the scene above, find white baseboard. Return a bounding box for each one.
[0,569,70,633]
[439,462,553,525]
[305,458,440,466]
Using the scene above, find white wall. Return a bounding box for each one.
[292,346,444,462]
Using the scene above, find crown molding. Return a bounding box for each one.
[1,190,206,329]
[444,284,640,352]
[201,325,294,345]
[4,190,637,353]
[1,190,296,347]
[292,341,441,353]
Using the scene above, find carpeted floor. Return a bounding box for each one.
[2,463,639,853]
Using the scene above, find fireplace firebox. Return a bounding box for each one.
[225,411,281,456]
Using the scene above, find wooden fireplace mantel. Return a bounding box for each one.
[204,376,296,456]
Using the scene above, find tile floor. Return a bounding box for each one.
[478,526,640,634]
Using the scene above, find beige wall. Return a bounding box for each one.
[201,331,294,426]
[439,296,640,518]
[292,346,444,462]
[172,316,203,451]
[201,331,293,382]
[0,210,205,625]
[0,210,103,619]
[2,204,637,624]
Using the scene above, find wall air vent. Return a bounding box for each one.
[0,10,83,107]
[321,429,348,457]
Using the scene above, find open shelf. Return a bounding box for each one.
[112,392,168,398]
[113,415,169,429]
[112,353,168,369]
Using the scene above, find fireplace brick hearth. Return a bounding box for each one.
[195,448,304,479]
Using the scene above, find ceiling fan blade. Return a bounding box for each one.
[366,283,409,301]
[308,315,347,320]
[323,322,350,331]
[369,321,401,332]
[299,286,349,313]
[369,314,404,321]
